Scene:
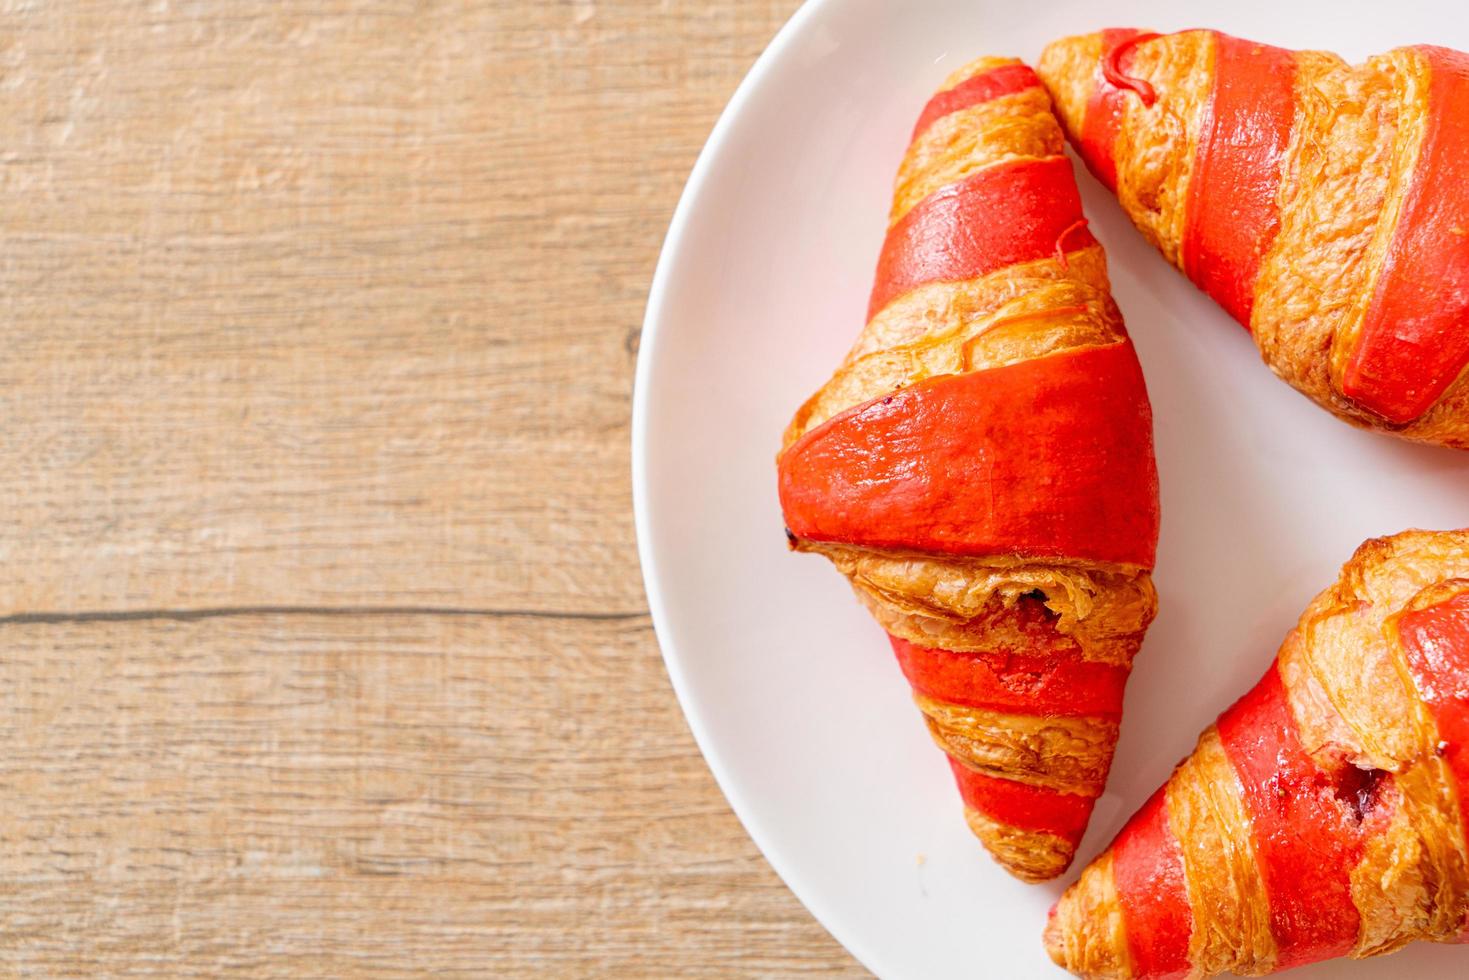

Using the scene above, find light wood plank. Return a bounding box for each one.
[2,0,862,974]
[0,612,860,976]
[0,0,797,614]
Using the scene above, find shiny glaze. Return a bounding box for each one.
[867,156,1097,319]
[1181,33,1297,328]
[777,341,1159,566]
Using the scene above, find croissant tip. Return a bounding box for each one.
[1043,852,1133,979]
[963,806,1076,882]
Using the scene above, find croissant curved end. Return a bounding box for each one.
[1046,528,1469,978]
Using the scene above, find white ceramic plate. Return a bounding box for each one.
[632,1,1469,976]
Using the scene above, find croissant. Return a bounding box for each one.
[1036,30,1469,449]
[1046,528,1469,978]
[776,56,1160,882]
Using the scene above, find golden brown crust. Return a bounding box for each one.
[1038,33,1469,449]
[917,694,1117,794]
[1108,31,1215,266]
[1251,50,1394,423]
[1167,729,1278,976]
[1284,532,1469,767]
[783,278,1122,455]
[796,541,1154,666]
[1250,48,1469,445]
[1038,34,1102,150]
[964,808,1076,884]
[1044,852,1133,979]
[1350,770,1434,958]
[892,84,1063,226]
[1039,29,1210,266]
[843,245,1112,367]
[782,250,1121,448]
[1047,530,1469,979]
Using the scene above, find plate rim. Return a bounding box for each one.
[630,0,889,974]
[630,4,1469,978]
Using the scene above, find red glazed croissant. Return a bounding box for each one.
[776,56,1160,882]
[1037,30,1469,448]
[1047,529,1469,978]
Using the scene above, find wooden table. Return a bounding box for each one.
[3,2,862,974]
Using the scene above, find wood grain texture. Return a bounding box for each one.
[0,0,862,975]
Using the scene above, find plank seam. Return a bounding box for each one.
[0,605,652,625]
